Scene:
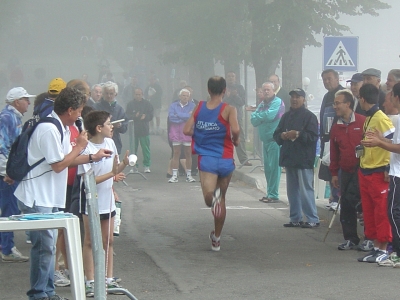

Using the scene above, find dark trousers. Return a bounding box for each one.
[340,170,361,244]
[0,178,20,254]
[388,176,400,255]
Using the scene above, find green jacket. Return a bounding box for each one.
[251,96,285,143]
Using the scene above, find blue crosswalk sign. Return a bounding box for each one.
[323,36,358,71]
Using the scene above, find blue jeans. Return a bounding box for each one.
[286,168,319,223]
[17,200,58,300]
[0,178,20,255]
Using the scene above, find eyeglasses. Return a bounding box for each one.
[332,101,345,107]
[18,98,30,103]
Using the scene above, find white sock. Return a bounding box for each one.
[172,169,178,177]
[186,170,191,177]
[86,280,94,286]
[106,277,114,284]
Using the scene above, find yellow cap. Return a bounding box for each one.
[48,78,66,95]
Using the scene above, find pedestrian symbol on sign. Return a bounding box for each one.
[326,41,355,67]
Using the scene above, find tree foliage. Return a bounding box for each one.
[123,0,390,90]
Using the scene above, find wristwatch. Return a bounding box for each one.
[89,154,93,163]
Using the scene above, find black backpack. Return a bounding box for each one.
[6,117,63,181]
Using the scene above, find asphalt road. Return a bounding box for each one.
[1,133,397,300]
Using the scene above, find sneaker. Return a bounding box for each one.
[113,276,122,283]
[329,202,339,211]
[358,249,378,262]
[378,253,400,267]
[107,280,124,295]
[209,230,220,251]
[54,270,70,287]
[26,239,32,244]
[186,175,196,183]
[325,202,338,211]
[338,240,358,250]
[144,167,151,173]
[366,250,388,263]
[358,239,374,252]
[283,222,303,227]
[211,188,222,218]
[168,176,178,183]
[1,247,29,262]
[85,282,94,297]
[301,222,320,228]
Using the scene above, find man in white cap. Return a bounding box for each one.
[0,87,35,262]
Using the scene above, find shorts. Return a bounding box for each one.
[172,141,191,147]
[153,108,161,118]
[59,185,73,213]
[198,155,235,177]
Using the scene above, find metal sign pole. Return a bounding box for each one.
[83,170,107,299]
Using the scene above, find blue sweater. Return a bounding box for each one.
[0,105,23,176]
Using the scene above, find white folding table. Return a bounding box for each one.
[0,216,85,300]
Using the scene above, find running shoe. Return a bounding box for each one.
[338,240,358,250]
[358,249,378,262]
[378,253,400,267]
[358,239,374,252]
[209,230,220,251]
[168,176,178,183]
[186,175,196,183]
[283,222,303,228]
[301,222,320,228]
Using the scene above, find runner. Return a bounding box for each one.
[183,76,240,251]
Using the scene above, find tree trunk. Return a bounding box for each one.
[248,0,281,88]
[198,58,216,100]
[280,20,306,92]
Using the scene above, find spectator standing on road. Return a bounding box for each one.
[251,82,285,203]
[0,87,34,263]
[269,74,290,113]
[386,69,400,91]
[52,79,91,288]
[383,90,399,126]
[363,83,400,267]
[361,68,386,113]
[14,88,109,300]
[126,88,154,173]
[168,89,196,183]
[346,73,366,115]
[87,84,103,108]
[184,76,240,251]
[329,89,366,250]
[79,110,129,297]
[273,88,320,228]
[145,74,163,135]
[319,69,344,211]
[226,71,251,166]
[95,81,128,154]
[121,75,139,107]
[34,78,67,119]
[357,83,394,263]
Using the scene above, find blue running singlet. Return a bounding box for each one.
[192,101,234,159]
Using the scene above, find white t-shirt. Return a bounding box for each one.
[15,112,71,208]
[390,116,400,177]
[78,138,118,214]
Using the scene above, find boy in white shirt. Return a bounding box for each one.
[78,110,129,297]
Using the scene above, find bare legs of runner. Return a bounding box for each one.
[199,171,232,238]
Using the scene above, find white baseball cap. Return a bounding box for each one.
[6,87,35,104]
